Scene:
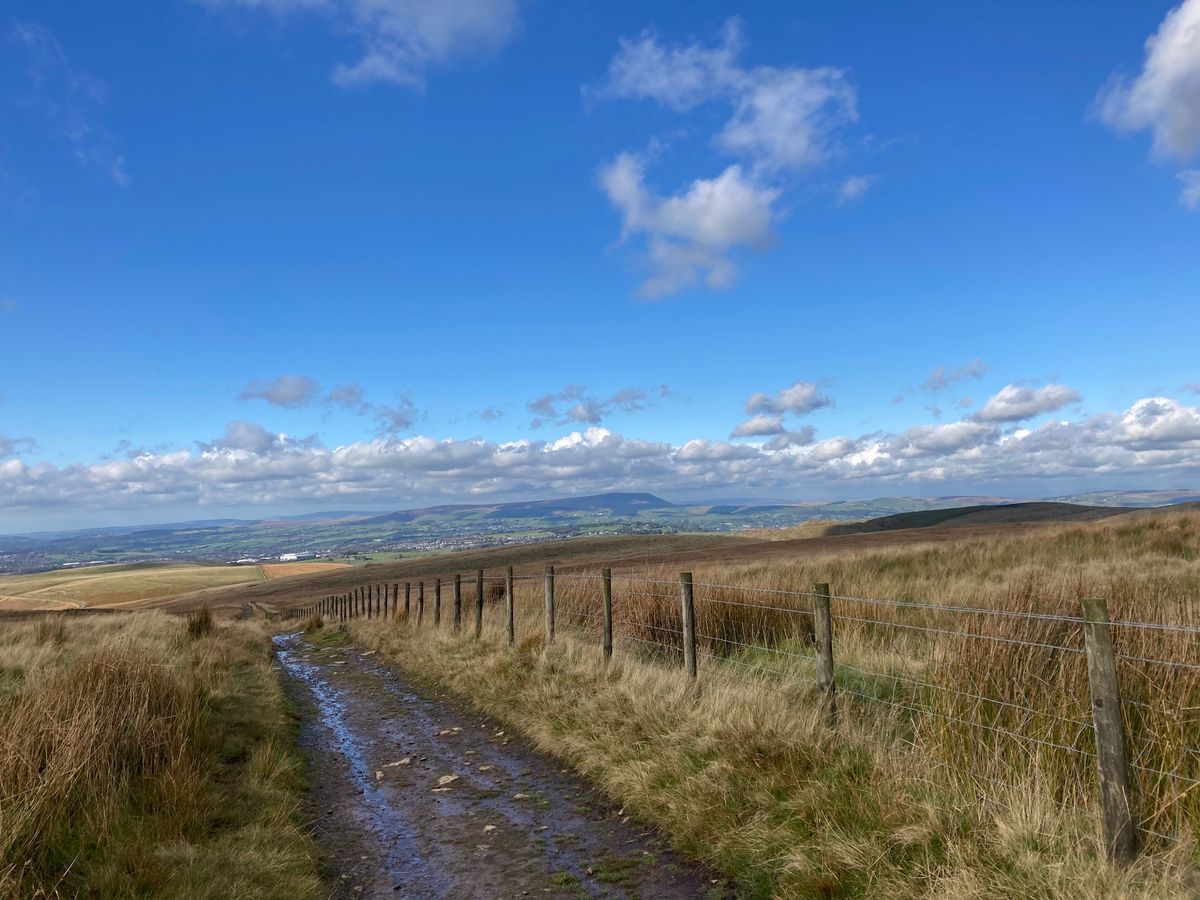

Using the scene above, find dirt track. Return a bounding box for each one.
[275,631,726,899]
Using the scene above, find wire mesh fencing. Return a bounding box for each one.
[285,564,1200,864]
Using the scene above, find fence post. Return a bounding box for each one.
[418,581,425,625]
[392,583,399,618]
[545,566,556,643]
[453,574,462,631]
[812,583,837,726]
[505,565,515,645]
[367,585,373,620]
[602,568,613,661]
[475,570,484,639]
[405,582,411,619]
[1081,597,1138,865]
[680,572,697,680]
[434,578,442,627]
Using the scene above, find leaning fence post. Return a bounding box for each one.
[1081,597,1138,865]
[812,582,837,726]
[602,568,613,661]
[545,566,556,643]
[680,572,697,680]
[434,578,442,627]
[505,565,515,645]
[453,574,462,631]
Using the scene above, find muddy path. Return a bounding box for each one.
[274,632,727,899]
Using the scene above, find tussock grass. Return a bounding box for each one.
[344,511,1200,897]
[0,613,321,898]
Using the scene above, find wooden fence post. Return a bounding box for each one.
[474,570,484,639]
[404,582,411,619]
[1081,597,1138,865]
[392,583,399,618]
[434,578,442,627]
[418,581,425,625]
[545,566,556,643]
[505,565,515,645]
[602,568,613,661]
[367,585,373,620]
[453,574,462,631]
[812,583,837,726]
[680,572,697,680]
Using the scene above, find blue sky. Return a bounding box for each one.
[1,0,1199,529]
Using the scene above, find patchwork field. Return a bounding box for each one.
[0,562,265,611]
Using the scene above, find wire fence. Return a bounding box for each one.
[278,564,1200,865]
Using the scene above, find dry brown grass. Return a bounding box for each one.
[333,509,1200,897]
[0,563,265,611]
[0,613,321,898]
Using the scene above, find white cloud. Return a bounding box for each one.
[716,66,857,172]
[593,18,862,295]
[599,153,778,297]
[731,414,785,437]
[1097,0,1200,161]
[5,395,1200,518]
[595,18,857,173]
[11,22,129,187]
[745,380,832,417]
[1179,169,1200,210]
[591,18,743,112]
[837,174,876,204]
[198,0,521,89]
[974,384,1081,423]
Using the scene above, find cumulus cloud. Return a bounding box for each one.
[922,358,988,392]
[1097,0,1200,206]
[4,396,1200,517]
[973,384,1081,423]
[593,18,861,295]
[198,0,521,89]
[731,414,785,437]
[745,380,832,417]
[599,153,778,297]
[1097,0,1200,161]
[10,22,129,187]
[527,384,669,427]
[594,19,857,173]
[239,374,322,408]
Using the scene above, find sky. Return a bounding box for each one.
[1,0,1199,531]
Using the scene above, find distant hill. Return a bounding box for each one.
[826,502,1133,536]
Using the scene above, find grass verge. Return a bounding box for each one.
[0,612,322,898]
[346,617,1198,899]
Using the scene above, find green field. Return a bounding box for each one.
[0,562,265,610]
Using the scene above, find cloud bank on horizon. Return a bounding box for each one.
[2,378,1197,524]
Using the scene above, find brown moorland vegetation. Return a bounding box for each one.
[0,612,321,898]
[302,509,1200,898]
